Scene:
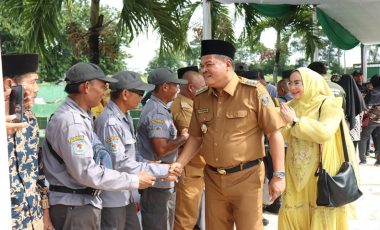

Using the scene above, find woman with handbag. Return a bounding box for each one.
[278,67,360,230]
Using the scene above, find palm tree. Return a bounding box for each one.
[0,0,188,65]
[236,4,320,81]
[173,0,237,62]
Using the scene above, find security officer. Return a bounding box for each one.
[172,66,206,230]
[42,62,156,229]
[172,40,286,230]
[136,68,188,230]
[94,71,176,230]
[2,54,53,229]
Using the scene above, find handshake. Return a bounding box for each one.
[137,162,184,189]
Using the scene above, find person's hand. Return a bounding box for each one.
[137,172,156,189]
[180,128,189,140]
[42,209,53,230]
[280,103,296,124]
[268,177,285,202]
[6,115,27,136]
[160,173,178,182]
[169,162,183,177]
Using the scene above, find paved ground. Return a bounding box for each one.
[264,156,380,230]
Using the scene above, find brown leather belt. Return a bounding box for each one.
[208,158,262,175]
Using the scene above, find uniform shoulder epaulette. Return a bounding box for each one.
[240,77,259,87]
[196,86,209,96]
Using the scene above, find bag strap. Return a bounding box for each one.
[315,98,350,176]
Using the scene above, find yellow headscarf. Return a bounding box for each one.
[288,67,333,117]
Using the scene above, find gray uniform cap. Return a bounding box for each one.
[110,71,154,91]
[148,68,188,85]
[65,62,118,84]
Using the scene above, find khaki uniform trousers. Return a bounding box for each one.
[204,162,265,230]
[174,164,205,230]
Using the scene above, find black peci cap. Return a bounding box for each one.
[2,53,39,77]
[201,40,236,60]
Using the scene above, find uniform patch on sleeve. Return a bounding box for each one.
[71,140,88,155]
[260,95,271,107]
[68,135,84,143]
[105,135,120,143]
[180,101,191,109]
[151,119,164,124]
[108,141,119,153]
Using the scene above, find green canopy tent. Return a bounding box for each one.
[202,0,380,80]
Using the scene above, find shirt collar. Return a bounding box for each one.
[107,100,126,122]
[65,97,92,120]
[208,73,240,97]
[151,94,171,110]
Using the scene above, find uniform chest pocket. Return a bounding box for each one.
[225,110,248,129]
[226,110,248,119]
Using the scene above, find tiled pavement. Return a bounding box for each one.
[264,156,380,230]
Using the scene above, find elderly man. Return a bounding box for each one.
[136,68,189,230]
[2,54,53,229]
[172,66,206,230]
[94,71,176,230]
[42,63,156,229]
[172,40,286,230]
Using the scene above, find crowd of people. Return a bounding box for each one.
[3,39,379,230]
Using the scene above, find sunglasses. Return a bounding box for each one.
[128,89,145,97]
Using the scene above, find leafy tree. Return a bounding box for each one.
[236,5,319,81]
[0,0,186,67]
[0,0,129,81]
[146,51,185,73]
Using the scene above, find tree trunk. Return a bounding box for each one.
[89,0,101,65]
[273,29,281,83]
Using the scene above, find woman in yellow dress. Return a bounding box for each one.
[278,67,359,230]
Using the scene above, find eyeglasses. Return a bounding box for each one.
[287,80,303,88]
[129,89,145,97]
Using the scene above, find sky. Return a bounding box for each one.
[102,1,361,73]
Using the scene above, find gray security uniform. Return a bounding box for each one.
[42,97,139,229]
[136,94,178,230]
[94,100,170,229]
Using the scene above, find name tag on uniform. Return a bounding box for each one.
[197,108,209,114]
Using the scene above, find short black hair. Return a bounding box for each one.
[64,83,81,94]
[308,62,327,75]
[370,74,380,88]
[111,89,124,100]
[352,70,363,77]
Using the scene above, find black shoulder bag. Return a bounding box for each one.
[315,99,363,207]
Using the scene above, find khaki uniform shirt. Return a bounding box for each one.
[171,94,206,171]
[189,74,285,168]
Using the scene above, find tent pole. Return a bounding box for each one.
[0,40,13,229]
[361,44,368,82]
[203,0,212,40]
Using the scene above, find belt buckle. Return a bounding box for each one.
[217,168,227,175]
[92,189,101,197]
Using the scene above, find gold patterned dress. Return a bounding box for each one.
[278,68,359,230]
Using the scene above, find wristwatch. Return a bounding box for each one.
[273,171,285,179]
[291,117,299,127]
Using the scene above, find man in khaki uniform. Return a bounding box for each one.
[172,66,206,230]
[172,40,286,230]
